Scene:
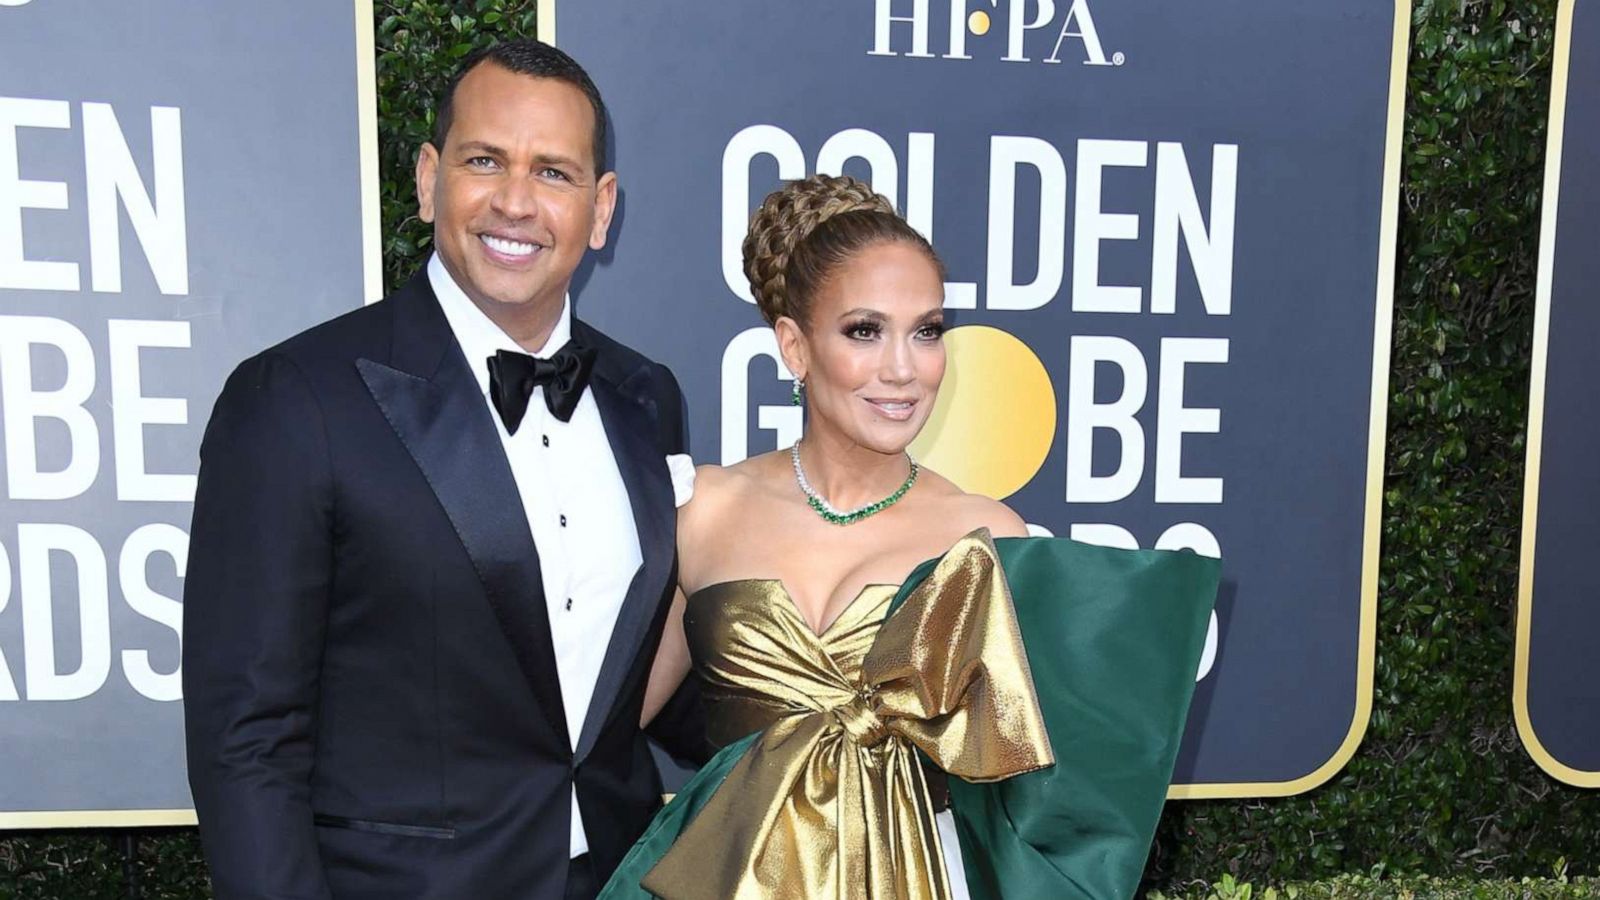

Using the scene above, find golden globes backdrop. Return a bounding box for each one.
[1516,0,1599,788]
[550,1,1407,796]
[0,2,378,826]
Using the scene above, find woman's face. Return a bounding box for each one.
[778,240,947,456]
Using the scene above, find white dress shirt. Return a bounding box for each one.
[429,255,642,859]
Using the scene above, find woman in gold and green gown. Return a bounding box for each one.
[602,175,1220,900]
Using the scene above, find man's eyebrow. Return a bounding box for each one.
[533,152,584,169]
[454,141,507,156]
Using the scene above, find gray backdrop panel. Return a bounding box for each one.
[0,1,368,817]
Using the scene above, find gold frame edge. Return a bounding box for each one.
[1511,0,1599,788]
[357,0,383,303]
[538,0,556,45]
[0,810,197,830]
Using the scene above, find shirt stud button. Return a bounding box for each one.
[559,514,568,527]
[565,598,573,611]
[542,434,550,447]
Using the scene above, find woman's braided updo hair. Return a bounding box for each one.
[742,174,944,328]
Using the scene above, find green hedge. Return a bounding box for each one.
[373,0,538,290]
[1153,871,1600,900]
[4,1,1597,897]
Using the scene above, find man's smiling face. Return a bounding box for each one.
[416,62,615,318]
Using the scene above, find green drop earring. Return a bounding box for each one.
[791,378,805,406]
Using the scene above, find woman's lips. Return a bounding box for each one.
[864,397,917,421]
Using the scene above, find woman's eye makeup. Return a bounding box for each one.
[840,318,946,341]
[844,320,882,340]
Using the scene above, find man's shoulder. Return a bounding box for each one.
[235,300,388,386]
[272,299,391,358]
[221,283,420,408]
[252,269,435,374]
[574,319,675,389]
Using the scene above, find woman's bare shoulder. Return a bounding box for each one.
[913,467,1030,539]
[677,453,794,591]
[681,452,786,528]
[691,452,782,498]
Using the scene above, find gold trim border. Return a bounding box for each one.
[0,0,383,830]
[1512,0,1597,788]
[0,810,197,830]
[538,0,555,44]
[546,0,1407,800]
[357,0,384,303]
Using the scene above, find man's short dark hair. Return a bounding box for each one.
[432,39,609,175]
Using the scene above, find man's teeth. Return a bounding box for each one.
[481,234,537,257]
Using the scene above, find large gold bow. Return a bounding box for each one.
[643,531,1055,900]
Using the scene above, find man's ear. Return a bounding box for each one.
[589,171,619,251]
[774,315,808,383]
[416,142,440,224]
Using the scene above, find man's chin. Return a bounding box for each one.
[462,275,557,313]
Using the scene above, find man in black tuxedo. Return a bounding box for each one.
[183,40,701,900]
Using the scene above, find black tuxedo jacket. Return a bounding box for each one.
[183,271,701,899]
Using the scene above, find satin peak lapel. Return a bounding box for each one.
[576,370,675,762]
[355,285,569,748]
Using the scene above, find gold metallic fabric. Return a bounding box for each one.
[642,530,1054,900]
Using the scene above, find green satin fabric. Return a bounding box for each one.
[926,538,1219,900]
[600,537,1219,900]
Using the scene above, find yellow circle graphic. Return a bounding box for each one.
[968,10,992,35]
[909,325,1056,500]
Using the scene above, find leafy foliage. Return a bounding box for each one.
[374,0,539,289]
[5,1,1596,897]
[1152,865,1596,900]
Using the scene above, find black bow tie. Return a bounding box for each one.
[487,342,597,433]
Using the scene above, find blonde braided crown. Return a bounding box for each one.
[742,174,913,326]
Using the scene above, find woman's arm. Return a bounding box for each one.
[642,467,716,728]
[640,586,691,727]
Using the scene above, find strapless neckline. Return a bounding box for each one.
[687,579,899,640]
